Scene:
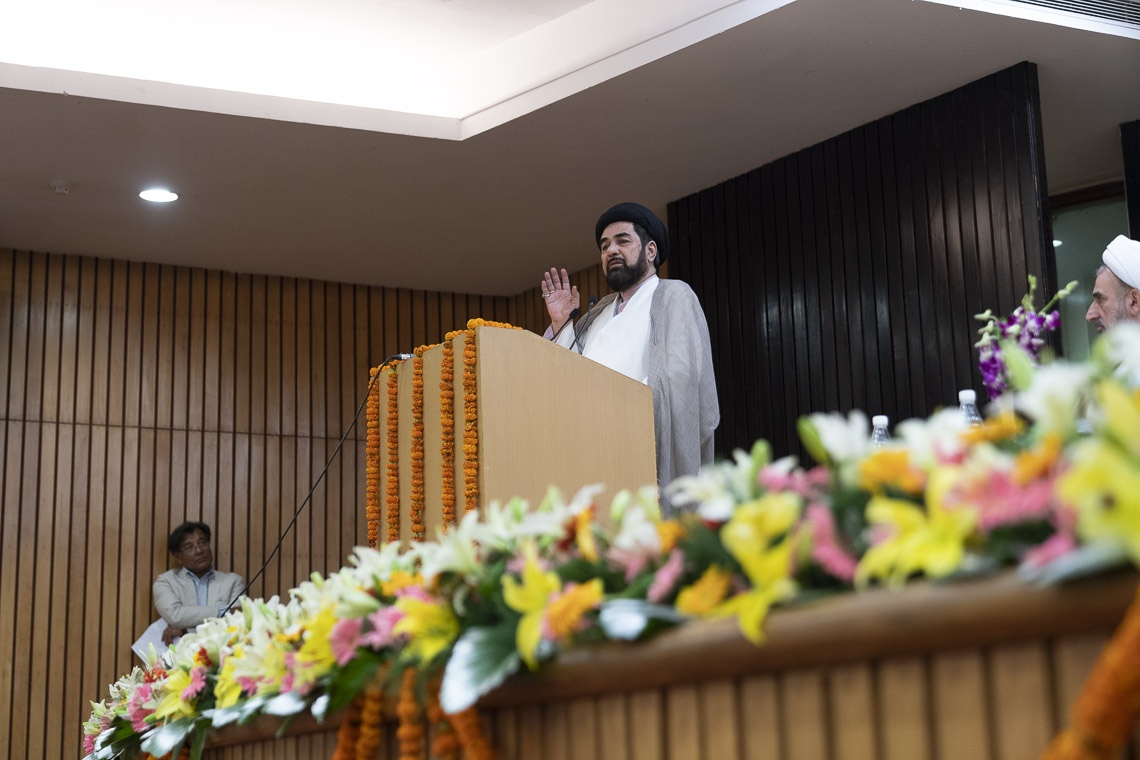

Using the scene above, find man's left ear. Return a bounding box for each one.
[646,240,657,262]
[1129,288,1140,317]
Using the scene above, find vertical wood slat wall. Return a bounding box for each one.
[1124,120,1140,237]
[0,249,541,760]
[198,633,1140,760]
[671,62,1053,457]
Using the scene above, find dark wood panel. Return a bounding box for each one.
[1122,121,1140,237]
[671,62,1050,456]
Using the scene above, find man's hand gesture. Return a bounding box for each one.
[542,267,579,332]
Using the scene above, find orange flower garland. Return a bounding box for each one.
[459,319,522,514]
[1043,582,1140,760]
[386,365,402,544]
[365,366,383,548]
[440,334,460,531]
[331,692,364,760]
[410,346,428,542]
[355,684,385,760]
[396,668,424,760]
[448,705,496,760]
[426,676,460,759]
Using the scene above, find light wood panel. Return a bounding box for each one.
[0,247,517,760]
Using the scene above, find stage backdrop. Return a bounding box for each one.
[670,62,1055,457]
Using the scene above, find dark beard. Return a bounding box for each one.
[604,248,650,292]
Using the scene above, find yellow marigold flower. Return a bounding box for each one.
[545,579,604,641]
[502,548,562,669]
[1058,440,1140,563]
[959,410,1025,446]
[392,596,460,665]
[709,538,796,644]
[675,566,732,617]
[1012,432,1062,485]
[657,520,686,553]
[858,449,925,494]
[214,648,243,709]
[381,571,424,597]
[152,668,195,722]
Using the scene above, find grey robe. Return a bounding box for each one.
[572,279,719,502]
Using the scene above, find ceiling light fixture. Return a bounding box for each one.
[1053,239,1063,246]
[140,188,179,203]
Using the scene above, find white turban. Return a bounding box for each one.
[1102,235,1140,291]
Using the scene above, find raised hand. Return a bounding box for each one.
[541,267,579,330]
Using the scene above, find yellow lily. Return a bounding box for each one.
[392,595,460,665]
[675,566,732,617]
[151,668,195,722]
[710,538,796,644]
[1057,440,1140,563]
[292,606,339,687]
[574,509,599,562]
[1097,381,1140,459]
[855,469,977,588]
[213,648,243,709]
[502,548,562,669]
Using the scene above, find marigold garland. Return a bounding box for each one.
[355,684,385,760]
[365,366,383,548]
[426,676,460,759]
[331,692,364,760]
[448,705,495,760]
[440,335,459,531]
[396,668,424,760]
[460,319,522,514]
[386,366,402,544]
[1043,582,1140,760]
[410,346,429,542]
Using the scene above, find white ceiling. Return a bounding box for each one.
[1,0,1138,296]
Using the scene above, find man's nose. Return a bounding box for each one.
[1086,303,1098,323]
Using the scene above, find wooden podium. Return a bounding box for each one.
[374,324,657,541]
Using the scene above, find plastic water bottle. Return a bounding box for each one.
[959,389,983,426]
[870,415,892,448]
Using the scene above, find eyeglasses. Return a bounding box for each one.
[179,542,211,555]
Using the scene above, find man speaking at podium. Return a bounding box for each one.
[541,202,719,506]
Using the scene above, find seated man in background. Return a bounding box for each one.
[153,521,245,645]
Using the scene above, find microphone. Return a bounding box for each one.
[550,307,580,344]
[568,295,597,353]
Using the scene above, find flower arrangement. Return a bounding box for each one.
[84,324,1140,760]
[974,275,1077,400]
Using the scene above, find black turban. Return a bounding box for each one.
[595,202,669,266]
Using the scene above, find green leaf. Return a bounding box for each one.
[263,691,307,717]
[141,717,193,757]
[598,600,686,640]
[797,417,829,465]
[325,651,383,715]
[999,338,1035,391]
[189,720,209,760]
[439,625,520,714]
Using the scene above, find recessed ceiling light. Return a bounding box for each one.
[140,188,178,203]
[1053,239,1063,246]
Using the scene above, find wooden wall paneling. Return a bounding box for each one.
[963,77,1001,358]
[232,433,252,594]
[666,684,702,760]
[8,419,34,760]
[819,145,851,414]
[628,689,663,760]
[250,432,269,589]
[102,424,128,684]
[217,272,237,434]
[153,426,174,582]
[155,266,176,430]
[383,286,399,363]
[33,425,61,759]
[541,700,571,760]
[744,171,777,445]
[827,663,877,760]
[252,275,269,436]
[172,266,192,431]
[876,117,914,419]
[921,97,955,405]
[138,264,159,429]
[809,145,840,416]
[1009,65,1046,299]
[726,179,753,445]
[234,274,253,435]
[41,253,64,423]
[598,692,630,760]
[930,650,993,760]
[730,176,761,438]
[426,289,441,346]
[890,111,928,415]
[264,432,282,598]
[759,165,790,454]
[397,288,413,355]
[189,267,208,432]
[266,276,282,436]
[338,284,358,551]
[422,345,443,539]
[66,424,91,751]
[0,421,17,758]
[739,674,781,760]
[203,270,222,432]
[852,126,887,417]
[351,283,371,547]
[23,252,46,423]
[934,91,972,394]
[1124,120,1140,236]
[786,151,816,421]
[494,706,520,760]
[0,252,13,419]
[293,434,313,587]
[136,426,158,620]
[835,133,868,416]
[988,642,1054,759]
[711,185,741,450]
[876,657,932,760]
[117,426,141,682]
[517,704,545,760]
[280,279,298,438]
[781,670,828,760]
[322,284,342,572]
[568,697,599,759]
[1050,633,1109,731]
[700,679,741,760]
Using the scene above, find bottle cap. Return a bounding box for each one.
[958,389,976,404]
[872,415,888,427]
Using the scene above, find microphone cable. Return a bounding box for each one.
[223,352,413,612]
